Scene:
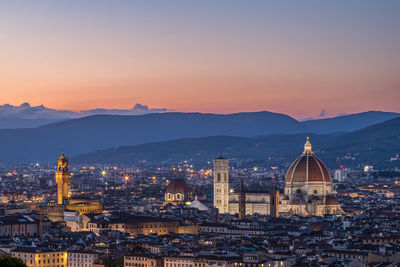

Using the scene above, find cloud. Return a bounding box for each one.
[131,103,167,114]
[133,103,149,111]
[0,103,79,119]
[82,103,167,116]
[318,109,327,118]
[0,102,167,119]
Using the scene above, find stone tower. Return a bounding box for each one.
[213,157,229,213]
[270,190,279,217]
[55,152,71,205]
[238,179,246,219]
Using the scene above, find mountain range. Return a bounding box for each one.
[73,117,400,169]
[0,109,398,164]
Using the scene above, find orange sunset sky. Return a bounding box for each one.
[0,1,399,119]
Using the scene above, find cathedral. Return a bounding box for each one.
[213,137,342,217]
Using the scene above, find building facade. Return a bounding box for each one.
[124,255,163,267]
[11,248,67,267]
[213,137,342,217]
[0,214,51,237]
[213,158,274,216]
[67,251,99,267]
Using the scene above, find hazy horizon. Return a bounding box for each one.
[1,101,399,121]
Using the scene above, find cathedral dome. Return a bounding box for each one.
[285,137,331,184]
[166,179,190,194]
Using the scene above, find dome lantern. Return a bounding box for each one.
[303,136,313,155]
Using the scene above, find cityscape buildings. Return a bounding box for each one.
[1,2,399,266]
[0,134,398,266]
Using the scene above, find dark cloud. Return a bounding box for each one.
[133,103,149,111]
[319,109,327,117]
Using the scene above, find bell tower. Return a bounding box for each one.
[238,179,246,219]
[55,152,71,205]
[213,157,229,213]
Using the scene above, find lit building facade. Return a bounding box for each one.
[213,137,342,217]
[213,158,275,216]
[11,248,67,267]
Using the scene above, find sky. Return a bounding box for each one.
[0,1,399,119]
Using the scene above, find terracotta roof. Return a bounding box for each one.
[285,154,331,184]
[166,178,190,194]
[326,195,340,205]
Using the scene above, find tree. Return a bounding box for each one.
[0,255,26,267]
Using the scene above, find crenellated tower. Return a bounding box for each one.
[55,152,71,205]
[213,157,229,213]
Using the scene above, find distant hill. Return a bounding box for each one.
[0,117,62,129]
[73,118,400,169]
[318,117,400,167]
[0,111,306,162]
[71,134,333,165]
[302,111,399,134]
[0,104,397,132]
[0,110,399,163]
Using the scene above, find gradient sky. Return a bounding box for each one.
[0,1,399,119]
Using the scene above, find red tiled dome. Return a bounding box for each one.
[166,179,190,194]
[285,154,331,184]
[285,137,331,184]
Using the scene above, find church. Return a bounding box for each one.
[213,137,342,217]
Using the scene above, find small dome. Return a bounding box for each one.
[285,137,331,184]
[326,195,340,205]
[166,179,190,194]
